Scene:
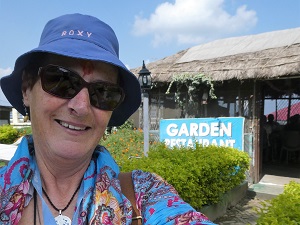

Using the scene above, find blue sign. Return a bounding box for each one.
[160,117,245,151]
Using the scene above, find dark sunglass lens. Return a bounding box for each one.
[89,84,122,110]
[41,65,123,110]
[42,66,80,98]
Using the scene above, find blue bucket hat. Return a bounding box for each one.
[0,13,141,127]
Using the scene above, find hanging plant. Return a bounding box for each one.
[166,73,216,107]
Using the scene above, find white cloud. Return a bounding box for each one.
[0,67,12,78]
[132,0,257,47]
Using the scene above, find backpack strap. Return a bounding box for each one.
[119,172,142,225]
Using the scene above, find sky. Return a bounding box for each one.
[0,0,300,106]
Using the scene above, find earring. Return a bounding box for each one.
[23,104,29,122]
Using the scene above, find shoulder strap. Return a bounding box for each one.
[119,172,142,225]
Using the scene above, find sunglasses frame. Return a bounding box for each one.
[38,64,125,111]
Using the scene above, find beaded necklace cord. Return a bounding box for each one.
[34,182,81,225]
[34,190,42,225]
[34,189,37,225]
[42,183,81,214]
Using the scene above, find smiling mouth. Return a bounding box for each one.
[57,120,89,131]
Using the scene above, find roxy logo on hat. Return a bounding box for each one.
[61,30,92,38]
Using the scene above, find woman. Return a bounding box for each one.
[0,13,215,224]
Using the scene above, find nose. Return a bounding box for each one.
[68,88,91,116]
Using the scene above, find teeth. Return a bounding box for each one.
[60,121,86,131]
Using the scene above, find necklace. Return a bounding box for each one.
[42,182,81,225]
[33,189,42,225]
[34,189,37,225]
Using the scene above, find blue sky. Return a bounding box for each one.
[0,0,300,105]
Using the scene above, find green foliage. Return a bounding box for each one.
[0,125,32,144]
[0,125,19,144]
[165,73,217,117]
[0,161,6,168]
[120,142,250,210]
[100,128,147,164]
[166,73,217,108]
[17,126,32,136]
[104,120,136,139]
[256,181,300,224]
[117,119,135,130]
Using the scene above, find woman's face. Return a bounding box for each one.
[22,55,118,160]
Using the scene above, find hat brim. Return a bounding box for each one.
[0,38,141,127]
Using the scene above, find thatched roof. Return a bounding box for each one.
[131,27,300,82]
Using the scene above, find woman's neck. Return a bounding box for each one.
[35,154,86,224]
[34,145,91,179]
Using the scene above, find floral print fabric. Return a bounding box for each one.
[132,170,215,224]
[0,135,215,224]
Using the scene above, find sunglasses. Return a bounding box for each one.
[38,65,124,111]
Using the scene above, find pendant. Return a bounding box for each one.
[55,214,71,225]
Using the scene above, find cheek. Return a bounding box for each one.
[94,111,113,128]
[29,87,62,117]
